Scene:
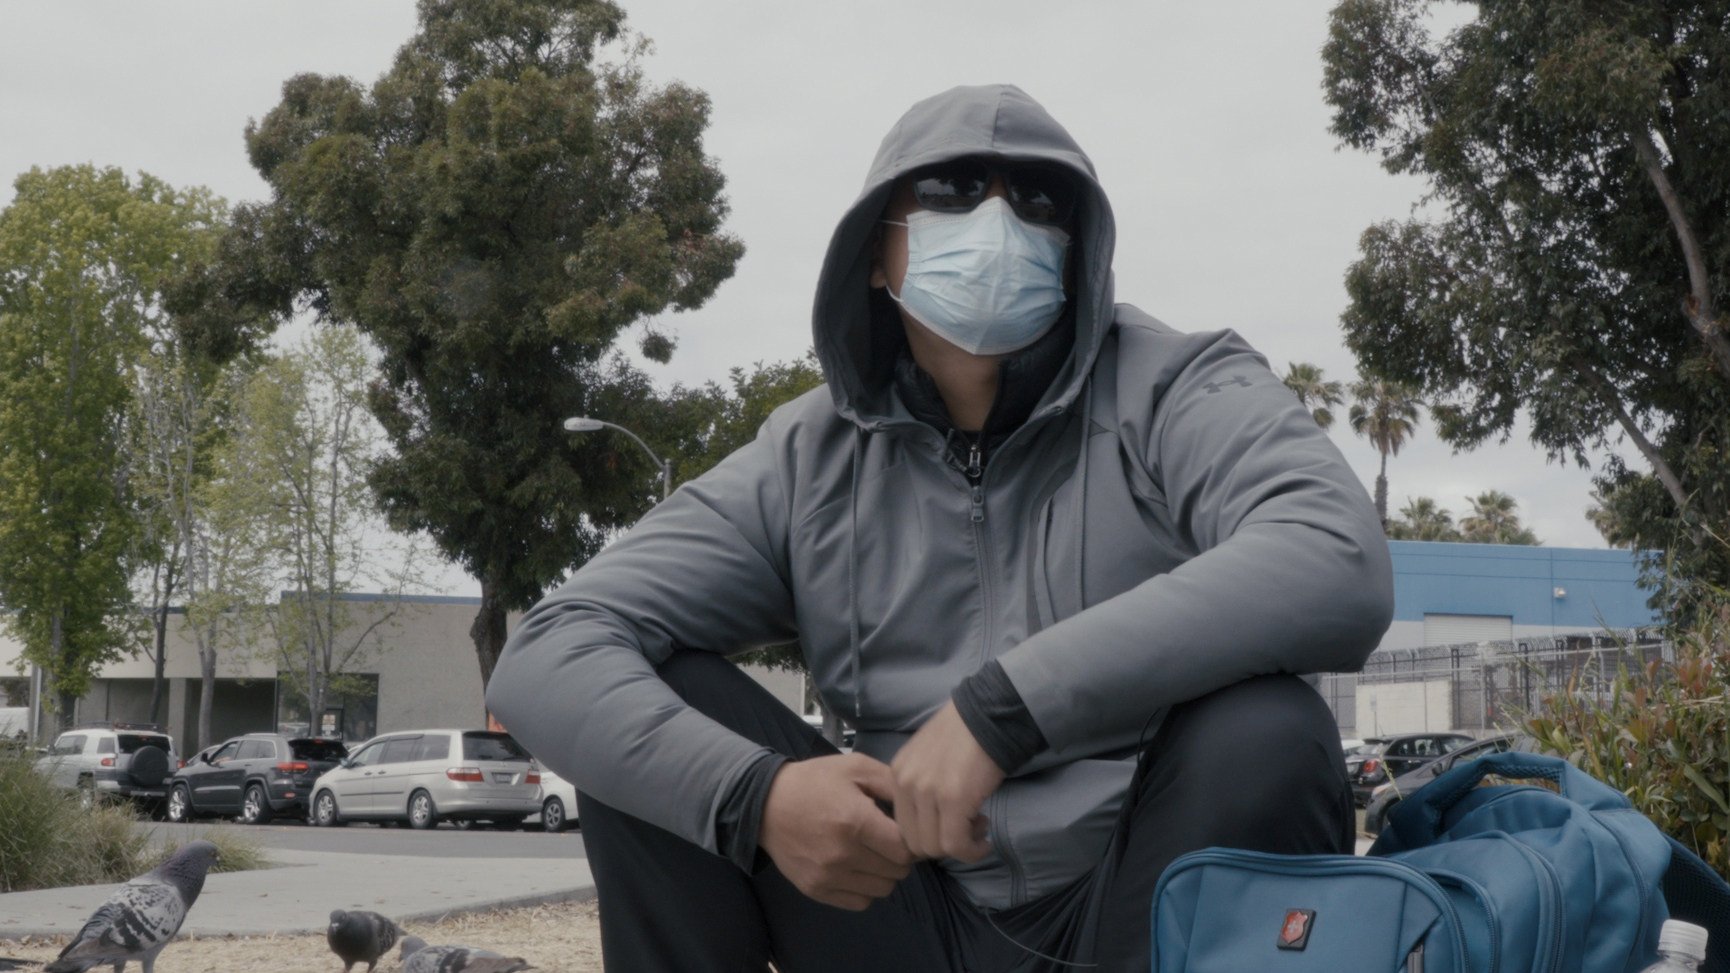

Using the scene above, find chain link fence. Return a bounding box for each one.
[1319,630,1669,738]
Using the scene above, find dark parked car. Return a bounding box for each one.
[1349,732,1476,805]
[1343,738,1387,780]
[166,733,348,824]
[1362,734,1531,835]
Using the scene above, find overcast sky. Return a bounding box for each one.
[0,1,1629,596]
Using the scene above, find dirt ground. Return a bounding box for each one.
[0,899,603,972]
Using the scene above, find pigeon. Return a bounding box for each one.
[45,839,220,973]
[399,934,535,973]
[326,909,403,973]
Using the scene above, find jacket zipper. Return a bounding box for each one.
[950,433,1025,902]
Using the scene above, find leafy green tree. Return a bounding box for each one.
[1388,495,1461,541]
[1322,0,1730,605]
[662,353,825,488]
[212,327,428,749]
[229,0,745,685]
[0,166,224,732]
[125,277,262,727]
[1460,490,1541,546]
[173,362,275,751]
[1281,361,1346,430]
[1348,375,1424,528]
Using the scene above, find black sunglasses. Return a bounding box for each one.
[908,159,1078,227]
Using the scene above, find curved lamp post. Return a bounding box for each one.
[563,416,672,500]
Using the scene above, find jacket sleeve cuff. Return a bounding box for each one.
[715,750,789,873]
[952,660,1048,774]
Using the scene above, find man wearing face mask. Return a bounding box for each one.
[488,85,1393,971]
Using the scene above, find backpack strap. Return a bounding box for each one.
[1404,751,1631,839]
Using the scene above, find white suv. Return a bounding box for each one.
[34,723,179,807]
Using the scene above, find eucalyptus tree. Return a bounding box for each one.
[1348,376,1424,528]
[1281,361,1346,430]
[230,0,744,684]
[1323,0,1730,596]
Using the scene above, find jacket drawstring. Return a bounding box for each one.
[1073,381,1093,613]
[848,427,864,720]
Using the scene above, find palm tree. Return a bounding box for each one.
[1585,488,1636,548]
[1460,490,1540,545]
[1349,376,1424,528]
[1282,362,1346,430]
[1389,496,1460,541]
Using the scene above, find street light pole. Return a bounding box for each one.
[563,416,672,500]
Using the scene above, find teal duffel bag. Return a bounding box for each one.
[1150,751,1730,972]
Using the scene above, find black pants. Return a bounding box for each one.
[577,653,1353,972]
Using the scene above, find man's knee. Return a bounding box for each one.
[1159,674,1344,791]
[655,648,744,699]
[654,649,822,757]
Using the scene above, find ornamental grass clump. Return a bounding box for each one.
[0,752,145,891]
[0,752,269,891]
[1525,601,1730,875]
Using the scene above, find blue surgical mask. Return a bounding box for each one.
[884,196,1070,356]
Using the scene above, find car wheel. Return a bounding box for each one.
[166,784,193,824]
[407,790,439,830]
[541,797,566,833]
[240,783,274,825]
[312,790,345,828]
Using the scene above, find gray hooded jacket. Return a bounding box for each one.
[486,84,1393,910]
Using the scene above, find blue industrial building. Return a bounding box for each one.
[1379,541,1659,652]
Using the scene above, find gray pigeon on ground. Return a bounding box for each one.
[44,839,220,973]
[399,934,535,973]
[326,909,403,972]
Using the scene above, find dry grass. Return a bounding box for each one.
[0,898,603,972]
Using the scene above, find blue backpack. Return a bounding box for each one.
[1150,751,1730,972]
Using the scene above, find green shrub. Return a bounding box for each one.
[1525,602,1730,875]
[0,753,269,891]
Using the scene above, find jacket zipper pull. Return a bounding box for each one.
[965,442,983,482]
[970,484,985,523]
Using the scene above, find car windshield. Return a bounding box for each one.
[290,739,348,762]
[1348,742,1383,757]
[462,732,528,761]
[117,733,170,754]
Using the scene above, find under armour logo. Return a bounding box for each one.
[1203,376,1253,394]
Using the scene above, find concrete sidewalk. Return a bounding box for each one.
[0,848,596,938]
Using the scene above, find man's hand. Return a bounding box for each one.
[759,753,915,911]
[890,700,1005,863]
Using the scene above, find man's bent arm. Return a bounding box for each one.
[999,327,1394,761]
[487,420,800,862]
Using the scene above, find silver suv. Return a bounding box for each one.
[34,723,180,807]
[309,729,540,830]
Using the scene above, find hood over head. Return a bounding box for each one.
[813,84,1116,429]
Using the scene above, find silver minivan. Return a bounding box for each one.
[308,729,540,830]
